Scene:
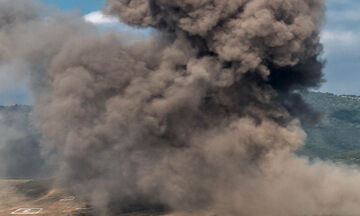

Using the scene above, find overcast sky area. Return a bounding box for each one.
[0,0,359,105]
[321,0,360,95]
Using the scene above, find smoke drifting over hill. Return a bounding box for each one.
[0,105,49,178]
[3,0,360,215]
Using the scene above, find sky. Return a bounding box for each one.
[0,0,359,104]
[41,0,105,14]
[320,0,360,95]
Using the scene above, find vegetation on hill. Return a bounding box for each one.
[299,92,360,164]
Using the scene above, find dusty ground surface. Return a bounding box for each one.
[0,179,172,216]
[0,179,93,215]
[0,179,217,216]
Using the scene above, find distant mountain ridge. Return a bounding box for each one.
[0,104,31,110]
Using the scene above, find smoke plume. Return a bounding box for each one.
[0,105,50,178]
[3,0,360,215]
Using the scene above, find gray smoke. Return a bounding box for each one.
[0,105,50,179]
[3,0,360,215]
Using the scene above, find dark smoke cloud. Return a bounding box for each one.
[3,0,360,216]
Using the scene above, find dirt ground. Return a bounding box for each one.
[0,179,217,216]
[0,179,178,216]
[0,178,94,215]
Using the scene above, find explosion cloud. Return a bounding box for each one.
[2,0,360,215]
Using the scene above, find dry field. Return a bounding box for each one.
[0,179,92,215]
[0,179,215,216]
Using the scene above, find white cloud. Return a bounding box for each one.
[84,11,119,25]
[321,30,358,45]
[320,30,360,56]
[83,11,152,37]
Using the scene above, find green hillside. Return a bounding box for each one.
[299,92,360,164]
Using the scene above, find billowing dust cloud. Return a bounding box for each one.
[3,0,360,215]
